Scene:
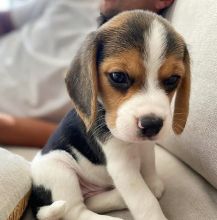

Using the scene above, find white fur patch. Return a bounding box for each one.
[145,19,166,77]
[102,137,167,219]
[72,148,112,187]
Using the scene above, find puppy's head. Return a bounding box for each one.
[66,10,191,143]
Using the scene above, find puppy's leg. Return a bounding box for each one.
[104,139,167,220]
[85,188,127,213]
[139,143,164,199]
[31,152,123,220]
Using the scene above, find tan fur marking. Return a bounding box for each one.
[159,56,185,80]
[158,56,185,102]
[173,50,191,134]
[98,49,146,128]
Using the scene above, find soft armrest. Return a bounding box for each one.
[0,147,32,220]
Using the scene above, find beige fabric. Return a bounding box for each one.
[7,146,217,220]
[156,146,217,220]
[160,0,217,189]
[5,146,39,161]
[0,148,32,220]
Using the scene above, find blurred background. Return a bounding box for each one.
[0,0,100,147]
[0,0,27,10]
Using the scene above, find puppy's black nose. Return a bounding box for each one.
[138,115,163,138]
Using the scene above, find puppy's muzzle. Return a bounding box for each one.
[138,115,163,138]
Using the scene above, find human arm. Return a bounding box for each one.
[0,113,57,148]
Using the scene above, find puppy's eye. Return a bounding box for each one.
[109,72,128,84]
[163,75,181,92]
[108,72,131,90]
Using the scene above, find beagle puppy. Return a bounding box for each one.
[30,10,191,220]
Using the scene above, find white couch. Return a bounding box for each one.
[2,0,217,219]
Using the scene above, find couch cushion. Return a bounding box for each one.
[0,147,32,220]
[161,0,217,189]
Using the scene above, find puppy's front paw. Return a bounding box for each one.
[146,175,165,199]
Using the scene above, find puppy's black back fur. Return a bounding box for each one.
[42,109,106,165]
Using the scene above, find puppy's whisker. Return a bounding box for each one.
[97,109,105,113]
[95,116,106,121]
[90,125,107,137]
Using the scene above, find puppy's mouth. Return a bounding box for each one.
[110,128,161,143]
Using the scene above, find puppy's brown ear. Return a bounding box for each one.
[65,32,98,130]
[173,47,191,134]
